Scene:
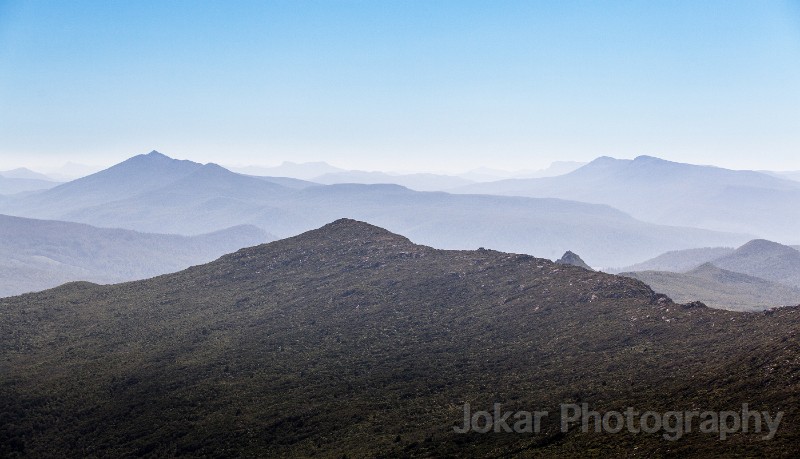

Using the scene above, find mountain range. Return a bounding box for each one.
[230,161,345,180]
[0,173,61,195]
[2,220,798,457]
[229,160,587,184]
[617,239,800,310]
[762,170,800,182]
[309,160,588,191]
[613,247,737,273]
[619,239,800,288]
[456,155,800,243]
[0,214,272,297]
[0,151,750,267]
[311,170,474,191]
[712,239,800,288]
[622,263,800,311]
[0,168,56,181]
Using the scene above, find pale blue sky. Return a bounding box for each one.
[1,0,799,172]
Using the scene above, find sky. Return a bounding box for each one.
[1,0,799,173]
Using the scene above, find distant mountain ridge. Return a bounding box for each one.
[613,246,736,273]
[0,151,203,216]
[0,213,272,297]
[230,160,587,184]
[455,155,800,243]
[459,161,587,181]
[622,262,800,311]
[311,170,474,191]
[0,151,752,266]
[618,239,800,309]
[231,161,345,180]
[762,170,800,182]
[0,168,56,181]
[0,175,61,195]
[713,239,800,288]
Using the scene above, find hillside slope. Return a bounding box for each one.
[622,263,800,311]
[0,214,272,297]
[612,247,736,273]
[712,239,800,288]
[1,220,799,457]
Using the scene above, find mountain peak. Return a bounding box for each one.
[123,150,183,165]
[688,262,724,275]
[712,239,800,288]
[590,155,619,164]
[120,151,203,168]
[555,250,593,270]
[687,262,775,285]
[245,219,420,257]
[736,239,796,256]
[314,218,412,243]
[0,167,55,181]
[633,155,665,162]
[32,151,206,208]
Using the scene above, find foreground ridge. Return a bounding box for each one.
[1,220,799,457]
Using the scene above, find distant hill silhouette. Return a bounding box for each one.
[248,175,320,190]
[232,160,586,187]
[459,161,587,181]
[1,151,203,216]
[555,250,593,270]
[623,263,800,311]
[231,161,345,180]
[712,239,800,288]
[618,239,800,309]
[612,246,736,273]
[312,170,474,191]
[0,152,750,267]
[0,168,56,181]
[0,176,60,195]
[455,155,800,243]
[2,219,799,457]
[0,214,272,297]
[762,170,800,182]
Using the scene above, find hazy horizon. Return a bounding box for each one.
[2,1,799,172]
[3,151,800,179]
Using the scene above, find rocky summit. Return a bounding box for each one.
[555,250,593,270]
[1,219,799,457]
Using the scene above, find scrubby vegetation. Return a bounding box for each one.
[1,219,799,457]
